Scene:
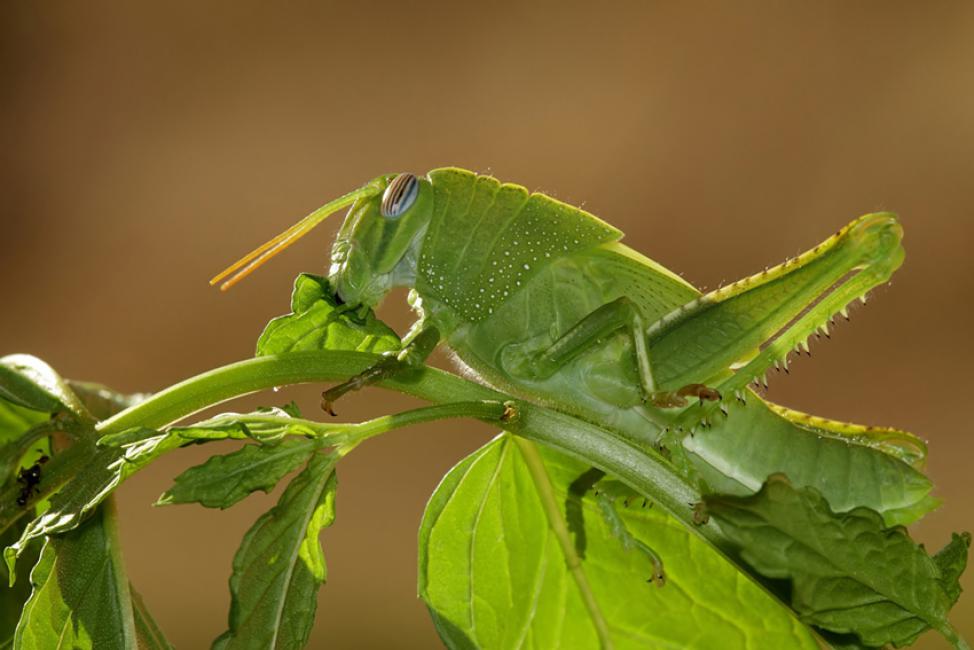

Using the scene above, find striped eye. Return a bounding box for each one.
[380,173,419,218]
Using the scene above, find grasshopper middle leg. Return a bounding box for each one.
[529,297,720,409]
[321,325,440,415]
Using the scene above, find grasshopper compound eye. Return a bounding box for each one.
[381,173,420,218]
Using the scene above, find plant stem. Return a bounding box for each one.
[938,623,969,650]
[5,351,722,551]
[96,352,380,433]
[335,400,509,450]
[98,400,508,449]
[94,351,721,547]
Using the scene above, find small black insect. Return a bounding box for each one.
[16,454,49,507]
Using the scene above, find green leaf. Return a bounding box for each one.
[66,382,147,422]
[0,401,46,448]
[933,532,971,607]
[1,380,147,581]
[0,519,40,647]
[98,405,340,448]
[419,434,819,650]
[0,401,50,487]
[704,474,967,649]
[169,407,339,443]
[131,587,173,650]
[13,502,136,650]
[95,426,168,448]
[157,438,318,509]
[817,631,879,650]
[213,451,338,650]
[0,355,90,421]
[5,443,122,578]
[256,274,400,356]
[279,400,302,418]
[8,406,336,577]
[5,435,183,578]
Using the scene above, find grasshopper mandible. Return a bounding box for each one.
[212,168,922,515]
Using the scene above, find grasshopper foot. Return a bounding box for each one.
[692,501,710,526]
[321,356,401,416]
[321,397,338,417]
[678,383,721,402]
[648,384,721,409]
[647,560,667,588]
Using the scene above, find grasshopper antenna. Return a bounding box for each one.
[210,184,380,291]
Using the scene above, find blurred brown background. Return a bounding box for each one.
[2,2,971,648]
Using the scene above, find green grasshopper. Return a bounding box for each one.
[212,168,931,524]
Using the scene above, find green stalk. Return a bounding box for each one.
[94,351,718,547]
[96,353,380,433]
[97,400,508,449]
[334,400,509,450]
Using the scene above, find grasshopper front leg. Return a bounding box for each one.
[321,323,440,415]
[527,297,721,410]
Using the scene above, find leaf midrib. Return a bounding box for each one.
[266,459,332,650]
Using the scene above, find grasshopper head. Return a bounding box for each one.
[329,173,434,307]
[210,172,434,308]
